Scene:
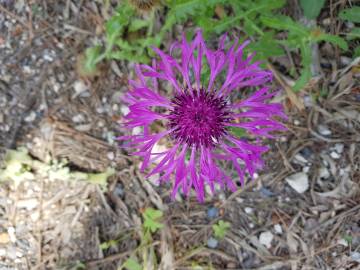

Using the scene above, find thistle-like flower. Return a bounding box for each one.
[118,31,287,202]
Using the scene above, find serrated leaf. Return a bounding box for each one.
[315,33,348,50]
[355,46,360,57]
[100,239,117,250]
[261,15,309,36]
[124,257,142,270]
[212,220,231,239]
[347,28,360,40]
[87,168,115,189]
[129,19,149,32]
[300,0,326,19]
[83,46,103,73]
[339,7,360,23]
[143,208,164,233]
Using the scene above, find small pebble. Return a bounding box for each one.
[24,111,36,122]
[330,151,340,159]
[73,80,88,98]
[294,119,300,126]
[132,126,142,135]
[334,143,344,154]
[107,152,115,161]
[7,227,16,243]
[113,183,124,197]
[259,231,274,249]
[318,125,331,136]
[274,224,283,234]
[72,114,85,123]
[300,147,312,159]
[120,105,130,116]
[350,252,360,263]
[319,167,330,179]
[207,237,218,249]
[304,96,314,108]
[285,172,309,193]
[302,166,310,173]
[43,53,53,62]
[337,238,348,247]
[340,56,352,66]
[112,104,119,111]
[259,187,274,197]
[244,207,253,214]
[294,154,308,164]
[207,207,219,219]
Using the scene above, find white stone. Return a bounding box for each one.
[319,167,330,179]
[120,105,130,116]
[318,125,332,136]
[302,166,310,173]
[107,152,115,160]
[24,111,36,122]
[72,114,85,123]
[351,252,360,263]
[259,231,274,248]
[30,211,40,222]
[43,53,53,62]
[274,224,283,234]
[330,151,341,159]
[0,248,5,256]
[244,207,253,214]
[334,143,344,154]
[337,238,348,247]
[285,172,309,193]
[303,95,313,107]
[132,126,142,135]
[17,198,38,210]
[294,120,300,126]
[294,154,308,164]
[7,227,16,243]
[73,80,88,98]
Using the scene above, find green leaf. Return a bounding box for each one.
[315,33,348,50]
[227,127,247,138]
[355,46,360,57]
[143,208,164,233]
[347,27,360,40]
[100,239,117,250]
[300,0,326,19]
[124,257,142,270]
[212,220,231,240]
[339,7,360,23]
[87,168,115,189]
[261,15,309,37]
[129,19,149,32]
[293,41,312,91]
[83,46,103,73]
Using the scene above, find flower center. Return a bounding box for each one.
[168,89,232,147]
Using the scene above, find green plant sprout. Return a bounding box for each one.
[120,207,164,270]
[212,220,231,240]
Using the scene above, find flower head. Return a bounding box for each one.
[118,31,287,202]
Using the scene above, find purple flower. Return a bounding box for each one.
[118,31,287,202]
